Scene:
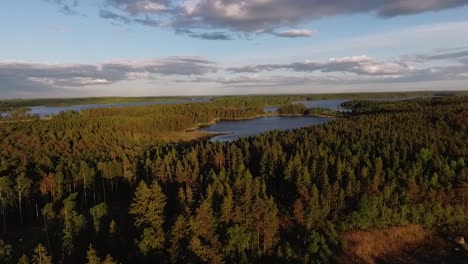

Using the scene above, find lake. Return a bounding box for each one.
[1,98,211,117]
[209,97,417,142]
[198,116,331,142]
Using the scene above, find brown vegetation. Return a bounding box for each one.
[340,225,467,264]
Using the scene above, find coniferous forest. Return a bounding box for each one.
[0,95,466,263]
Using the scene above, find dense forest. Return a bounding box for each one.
[0,97,193,112]
[0,95,466,263]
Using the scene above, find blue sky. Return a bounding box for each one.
[1,0,468,98]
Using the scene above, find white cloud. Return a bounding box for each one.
[44,0,468,39]
[1,48,467,97]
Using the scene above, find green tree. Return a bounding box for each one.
[226,225,252,257]
[17,254,30,264]
[169,215,189,262]
[79,161,95,206]
[41,203,54,256]
[32,243,52,264]
[0,176,13,233]
[60,193,86,258]
[306,185,321,228]
[108,219,118,237]
[129,181,166,255]
[189,198,223,264]
[86,244,100,264]
[0,240,12,263]
[15,173,32,225]
[102,254,116,264]
[90,203,108,233]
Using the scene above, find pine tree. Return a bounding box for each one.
[90,203,108,233]
[307,185,321,229]
[32,243,52,264]
[189,198,223,264]
[0,176,13,233]
[0,240,12,263]
[169,215,189,262]
[86,244,100,264]
[293,199,305,226]
[370,157,383,193]
[129,181,166,255]
[108,219,118,237]
[17,254,29,264]
[41,203,54,257]
[102,254,116,264]
[60,193,86,258]
[221,187,234,223]
[15,173,32,225]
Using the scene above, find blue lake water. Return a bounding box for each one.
[198,116,331,142]
[213,97,418,142]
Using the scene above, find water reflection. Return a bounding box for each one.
[198,116,331,142]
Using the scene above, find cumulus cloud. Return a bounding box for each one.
[44,0,468,39]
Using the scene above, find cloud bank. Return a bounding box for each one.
[2,48,467,97]
[43,0,468,39]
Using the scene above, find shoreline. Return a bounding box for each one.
[185,113,337,139]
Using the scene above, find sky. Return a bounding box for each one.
[0,0,468,98]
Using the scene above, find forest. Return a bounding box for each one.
[1,91,465,112]
[0,95,466,263]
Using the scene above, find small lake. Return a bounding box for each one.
[1,98,211,117]
[213,97,418,142]
[198,116,331,142]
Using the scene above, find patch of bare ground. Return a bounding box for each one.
[339,225,467,264]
